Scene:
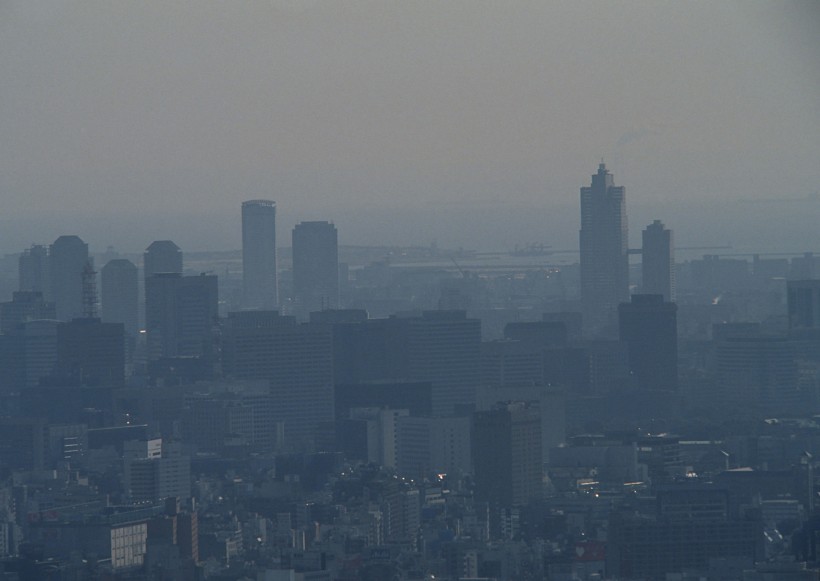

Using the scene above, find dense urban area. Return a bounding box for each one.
[0,164,818,580]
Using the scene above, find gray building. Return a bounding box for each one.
[222,310,334,451]
[292,220,338,317]
[618,294,678,391]
[143,240,183,279]
[18,244,49,296]
[49,235,89,321]
[101,258,139,337]
[472,401,542,508]
[145,273,218,360]
[787,279,820,330]
[642,219,675,302]
[242,199,278,309]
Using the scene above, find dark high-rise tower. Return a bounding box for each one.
[101,259,139,337]
[618,294,678,391]
[642,219,675,302]
[242,200,278,309]
[292,221,338,316]
[579,162,628,335]
[49,235,90,321]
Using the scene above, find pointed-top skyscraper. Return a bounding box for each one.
[579,162,628,335]
[242,200,278,309]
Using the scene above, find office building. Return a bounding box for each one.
[222,310,333,451]
[0,319,59,391]
[642,219,675,301]
[788,279,820,330]
[101,258,139,337]
[18,244,49,296]
[579,162,628,335]
[145,273,218,360]
[55,317,125,386]
[405,310,482,416]
[242,199,278,309]
[481,340,545,387]
[144,240,183,279]
[396,415,472,479]
[0,418,45,471]
[49,235,89,321]
[472,401,542,508]
[476,384,566,464]
[618,294,678,391]
[335,380,433,421]
[182,390,276,452]
[0,291,55,334]
[716,335,800,413]
[123,441,191,503]
[292,220,339,316]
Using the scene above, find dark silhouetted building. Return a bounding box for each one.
[618,294,678,391]
[49,235,89,321]
[404,310,482,416]
[242,199,278,309]
[101,258,139,337]
[0,319,59,392]
[716,335,800,414]
[292,220,339,316]
[55,317,125,386]
[788,279,820,330]
[145,273,218,361]
[335,380,433,421]
[642,219,675,301]
[579,163,628,335]
[0,291,55,334]
[222,310,333,451]
[472,401,542,508]
[144,240,183,279]
[19,244,49,296]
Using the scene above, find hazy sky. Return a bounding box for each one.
[1,1,818,253]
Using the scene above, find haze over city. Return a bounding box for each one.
[1,1,819,252]
[4,3,820,579]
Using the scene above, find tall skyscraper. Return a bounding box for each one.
[101,259,139,337]
[143,240,183,279]
[642,219,675,302]
[579,162,628,335]
[49,235,90,321]
[19,244,50,297]
[242,200,278,309]
[618,294,678,391]
[145,273,218,361]
[292,221,339,316]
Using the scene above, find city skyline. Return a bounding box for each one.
[0,2,818,253]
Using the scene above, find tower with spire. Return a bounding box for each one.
[579,162,629,336]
